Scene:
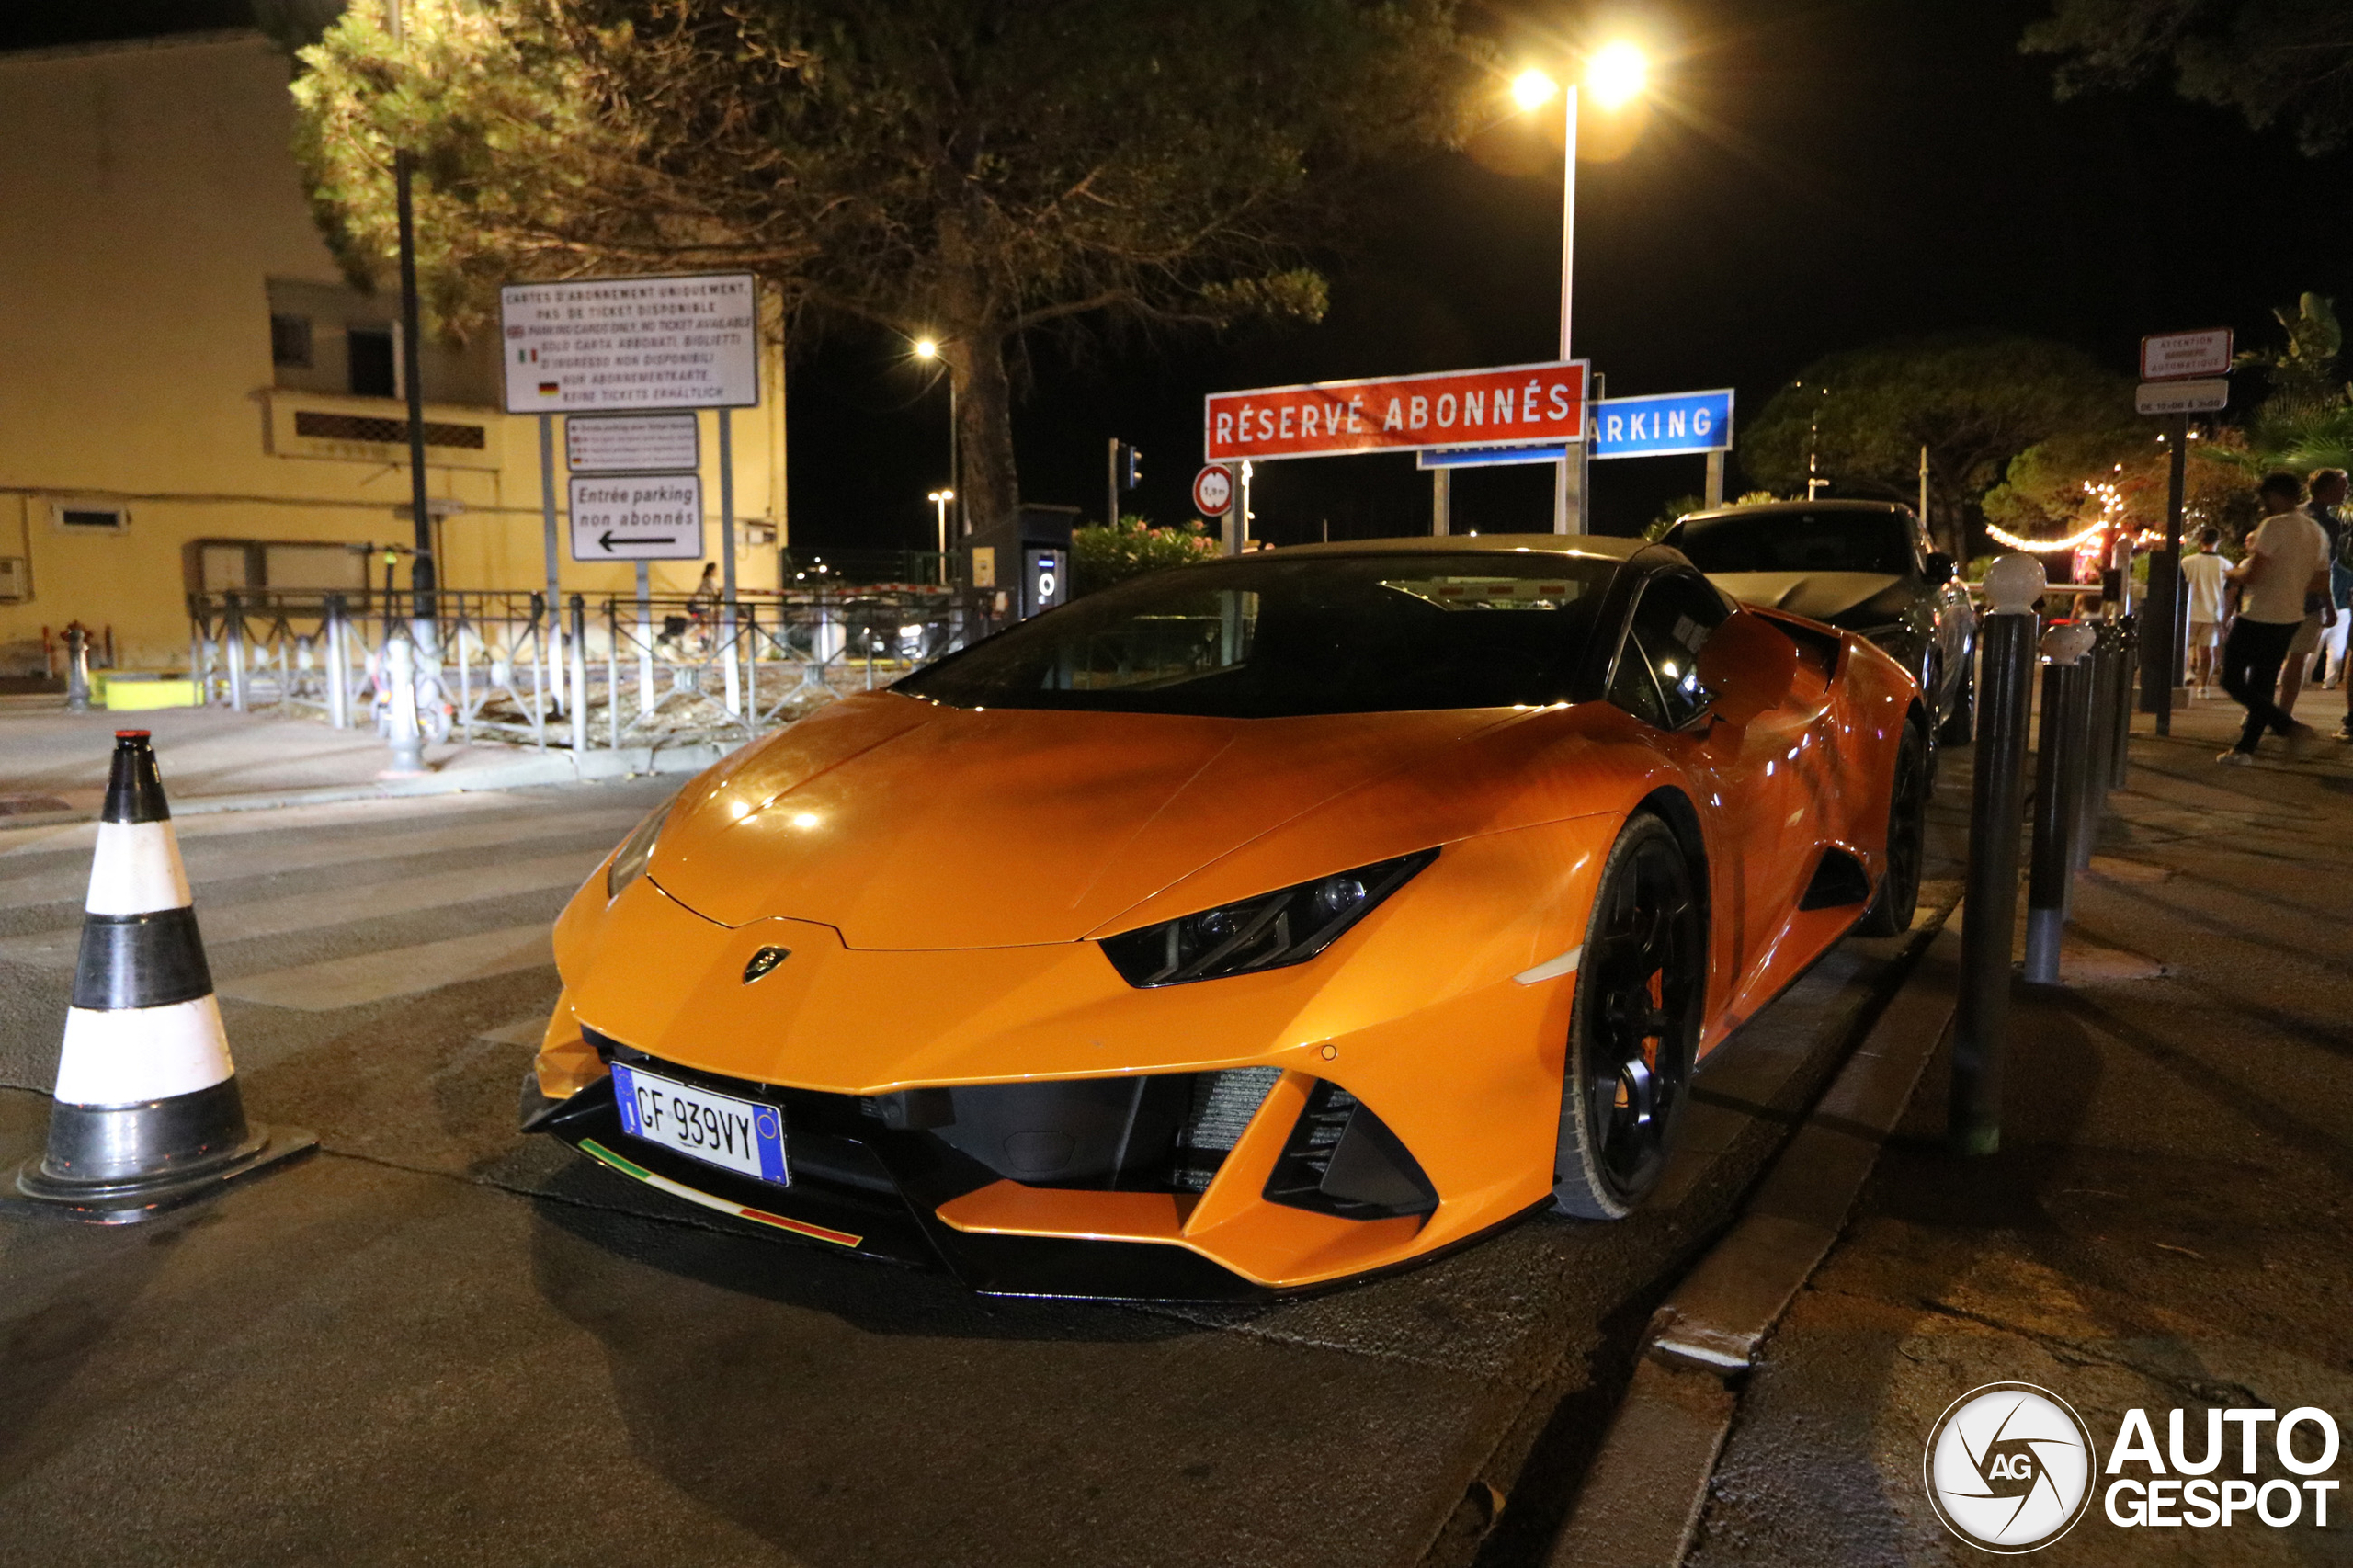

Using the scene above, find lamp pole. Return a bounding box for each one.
[1553,83,1581,535]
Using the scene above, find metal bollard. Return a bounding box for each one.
[224,594,247,713]
[383,631,426,776]
[569,595,588,756]
[63,627,92,713]
[324,595,350,730]
[1952,553,2048,1156]
[2072,623,2112,868]
[2109,615,2136,788]
[2025,622,2096,983]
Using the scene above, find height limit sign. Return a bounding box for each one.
[570,474,703,561]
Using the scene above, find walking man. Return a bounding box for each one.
[2283,468,2347,714]
[2182,526,2228,698]
[2220,472,2332,764]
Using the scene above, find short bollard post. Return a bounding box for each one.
[2025,622,2097,983]
[2109,615,2137,787]
[223,593,247,713]
[324,594,350,730]
[1952,553,2048,1156]
[63,626,92,713]
[383,630,426,777]
[2075,620,2121,869]
[568,594,589,756]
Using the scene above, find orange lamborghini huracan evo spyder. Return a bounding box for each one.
[521,535,1927,1299]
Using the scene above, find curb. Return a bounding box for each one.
[1541,922,1961,1568]
[4,742,732,826]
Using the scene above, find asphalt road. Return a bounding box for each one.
[0,771,1960,1568]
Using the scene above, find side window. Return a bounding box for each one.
[1608,631,1669,726]
[1624,571,1731,730]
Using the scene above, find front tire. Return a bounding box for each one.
[1855,723,1928,937]
[1552,813,1706,1220]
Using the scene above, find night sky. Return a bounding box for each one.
[12,1,2350,549]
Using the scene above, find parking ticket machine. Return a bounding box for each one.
[965,504,1076,621]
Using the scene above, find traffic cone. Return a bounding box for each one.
[6,731,313,1222]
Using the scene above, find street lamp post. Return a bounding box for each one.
[927,489,955,581]
[1513,44,1646,535]
[914,337,961,541]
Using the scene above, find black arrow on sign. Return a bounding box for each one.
[599,530,676,551]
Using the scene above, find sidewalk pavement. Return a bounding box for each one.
[1682,693,2353,1564]
[0,702,731,817]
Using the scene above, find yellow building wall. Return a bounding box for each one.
[0,31,785,675]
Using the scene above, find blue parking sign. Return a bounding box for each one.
[1590,389,1734,459]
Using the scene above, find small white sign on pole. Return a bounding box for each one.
[2140,329,2234,381]
[569,474,705,562]
[2136,378,2230,415]
[503,273,760,415]
[567,413,700,473]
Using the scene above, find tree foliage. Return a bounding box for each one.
[2023,0,2353,154]
[1070,515,1222,597]
[2234,292,2353,472]
[1983,426,2258,540]
[288,0,1476,537]
[1742,335,2133,553]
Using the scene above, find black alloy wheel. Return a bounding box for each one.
[1552,813,1706,1220]
[1855,722,1929,937]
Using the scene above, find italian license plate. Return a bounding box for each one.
[611,1062,789,1187]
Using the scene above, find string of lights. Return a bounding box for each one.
[1983,519,2111,553]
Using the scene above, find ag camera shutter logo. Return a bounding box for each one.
[1924,1382,2096,1552]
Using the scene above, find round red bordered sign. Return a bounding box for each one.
[1192,465,1234,517]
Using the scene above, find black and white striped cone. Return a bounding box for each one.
[6,731,313,1222]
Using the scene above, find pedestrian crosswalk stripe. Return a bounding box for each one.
[216,923,554,1011]
[0,851,597,966]
[0,805,639,911]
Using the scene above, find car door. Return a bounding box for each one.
[1608,568,1815,1019]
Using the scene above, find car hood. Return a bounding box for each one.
[1706,571,1908,625]
[648,693,1519,949]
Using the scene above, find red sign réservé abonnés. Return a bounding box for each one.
[1204,360,1589,462]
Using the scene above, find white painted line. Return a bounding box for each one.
[476,1016,552,1048]
[82,821,191,915]
[52,994,234,1106]
[218,923,554,1011]
[1514,944,1582,985]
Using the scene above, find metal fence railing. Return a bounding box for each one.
[187,585,996,754]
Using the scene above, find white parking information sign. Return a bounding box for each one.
[566,413,700,473]
[2141,328,2234,381]
[569,474,704,562]
[502,273,759,415]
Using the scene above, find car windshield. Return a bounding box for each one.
[1674,511,1915,576]
[895,551,1618,717]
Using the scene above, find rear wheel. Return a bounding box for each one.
[1552,814,1706,1220]
[1856,723,1929,937]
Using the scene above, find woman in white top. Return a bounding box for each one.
[2180,527,2229,696]
[2220,472,2333,763]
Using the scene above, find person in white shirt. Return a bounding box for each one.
[2220,472,2333,764]
[2180,526,2229,697]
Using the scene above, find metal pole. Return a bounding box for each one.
[1705,449,1725,510]
[1223,465,1243,555]
[2075,624,2116,870]
[720,408,742,717]
[325,594,349,729]
[1432,467,1451,537]
[383,629,425,776]
[635,562,655,718]
[2111,615,2137,786]
[2151,415,2188,734]
[2024,624,2093,983]
[1951,553,2047,1155]
[224,595,246,713]
[1553,84,1578,534]
[1107,436,1120,531]
[568,594,587,755]
[539,413,561,723]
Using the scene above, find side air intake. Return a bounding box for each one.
[1263,1081,1438,1220]
[1799,846,1872,911]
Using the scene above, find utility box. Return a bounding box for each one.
[0,557,28,602]
[964,504,1077,620]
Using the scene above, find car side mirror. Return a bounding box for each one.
[1696,611,1800,728]
[1924,552,1957,586]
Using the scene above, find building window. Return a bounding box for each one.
[291,411,486,449]
[53,504,129,533]
[347,326,396,398]
[270,312,313,369]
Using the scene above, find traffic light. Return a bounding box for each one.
[1120,442,1142,489]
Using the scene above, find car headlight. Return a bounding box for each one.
[605,799,675,901]
[1099,849,1438,988]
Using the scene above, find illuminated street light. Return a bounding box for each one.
[927,488,955,560]
[913,336,939,360]
[1586,42,1648,111]
[1512,40,1652,531]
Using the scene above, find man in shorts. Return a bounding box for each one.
[2181,526,2228,697]
[2221,472,2332,764]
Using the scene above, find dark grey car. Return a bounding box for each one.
[1661,500,1978,744]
